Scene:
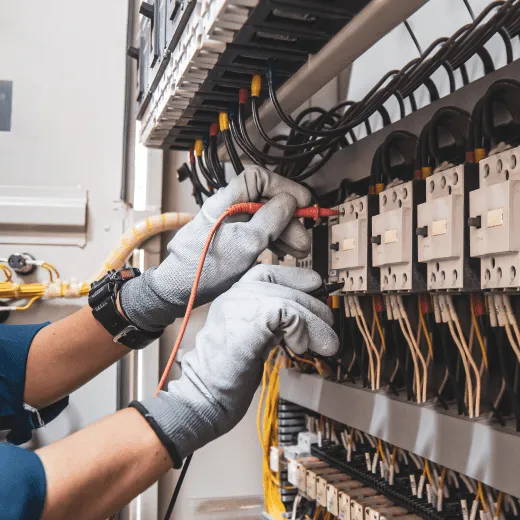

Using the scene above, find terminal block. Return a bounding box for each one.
[328,195,379,293]
[134,0,371,148]
[416,164,479,291]
[371,181,426,292]
[469,146,520,290]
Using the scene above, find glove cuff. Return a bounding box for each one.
[129,401,183,468]
[136,382,223,462]
[120,270,184,332]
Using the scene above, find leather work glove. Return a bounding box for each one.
[130,265,339,464]
[120,166,312,332]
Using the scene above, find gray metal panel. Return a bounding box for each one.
[279,369,520,498]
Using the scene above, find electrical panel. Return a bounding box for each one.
[371,181,426,292]
[134,0,372,148]
[469,146,520,290]
[416,164,479,291]
[328,196,379,293]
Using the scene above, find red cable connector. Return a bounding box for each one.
[189,148,195,165]
[227,203,339,219]
[239,88,248,105]
[210,123,219,137]
[471,294,486,316]
[419,294,431,314]
[373,294,384,313]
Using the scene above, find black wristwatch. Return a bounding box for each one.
[89,268,163,350]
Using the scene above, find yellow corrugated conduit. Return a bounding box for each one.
[0,212,193,310]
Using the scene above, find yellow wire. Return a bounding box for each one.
[391,446,398,466]
[439,467,447,489]
[373,297,386,351]
[422,460,433,484]
[313,506,323,520]
[496,491,503,518]
[418,301,434,364]
[258,348,288,519]
[377,440,386,462]
[15,295,42,311]
[477,482,488,513]
[290,350,324,376]
[40,263,55,282]
[471,297,489,371]
[0,264,12,281]
[42,262,60,279]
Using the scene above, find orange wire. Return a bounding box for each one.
[155,204,338,395]
[156,210,230,394]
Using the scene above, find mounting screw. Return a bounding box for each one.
[416,226,428,237]
[330,242,340,252]
[370,235,382,245]
[468,216,482,229]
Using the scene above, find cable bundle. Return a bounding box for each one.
[180,0,520,206]
[258,347,289,520]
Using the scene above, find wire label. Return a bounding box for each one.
[338,492,350,520]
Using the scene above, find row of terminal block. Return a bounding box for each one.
[328,145,520,293]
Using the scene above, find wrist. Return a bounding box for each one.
[129,401,183,468]
[89,268,163,349]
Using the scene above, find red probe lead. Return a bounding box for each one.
[226,202,339,219]
[155,204,339,394]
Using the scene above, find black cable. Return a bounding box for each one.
[229,116,265,166]
[196,154,218,189]
[462,0,476,20]
[209,135,227,187]
[498,26,514,63]
[163,454,193,520]
[404,20,423,54]
[189,160,212,197]
[228,1,519,179]
[222,128,244,174]
[203,147,223,189]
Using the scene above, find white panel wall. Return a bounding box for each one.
[0,1,129,444]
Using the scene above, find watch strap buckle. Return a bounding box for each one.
[113,324,139,344]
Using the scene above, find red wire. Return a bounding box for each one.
[155,204,339,395]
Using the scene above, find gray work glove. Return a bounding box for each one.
[132,265,339,464]
[120,166,312,332]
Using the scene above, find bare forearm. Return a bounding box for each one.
[38,408,171,520]
[24,306,129,409]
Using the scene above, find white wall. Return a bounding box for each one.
[0,1,129,444]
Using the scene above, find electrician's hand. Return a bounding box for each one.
[120,166,312,332]
[131,265,339,462]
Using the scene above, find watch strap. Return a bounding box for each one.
[89,269,163,350]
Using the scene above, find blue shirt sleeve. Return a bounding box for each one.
[0,323,69,444]
[0,443,46,520]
